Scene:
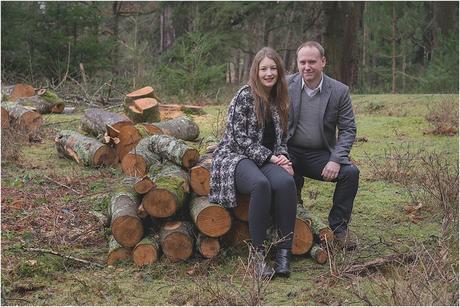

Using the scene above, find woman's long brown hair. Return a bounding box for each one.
[248,47,289,132]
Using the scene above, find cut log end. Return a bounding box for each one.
[93,146,118,166]
[107,248,132,266]
[196,206,231,237]
[162,232,193,262]
[292,218,314,255]
[134,97,158,111]
[314,249,328,264]
[319,228,334,243]
[121,154,147,177]
[111,216,144,248]
[190,166,210,196]
[182,149,199,169]
[199,237,220,259]
[133,244,158,266]
[126,86,155,98]
[134,177,155,194]
[117,125,142,160]
[143,189,177,218]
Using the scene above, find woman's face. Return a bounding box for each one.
[258,57,278,91]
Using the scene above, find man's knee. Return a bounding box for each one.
[340,164,360,180]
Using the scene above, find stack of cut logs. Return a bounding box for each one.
[51,85,333,266]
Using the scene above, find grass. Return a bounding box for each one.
[1,93,458,305]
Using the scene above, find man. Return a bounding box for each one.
[287,41,359,250]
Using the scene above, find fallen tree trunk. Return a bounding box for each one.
[233,194,250,222]
[190,153,212,196]
[16,94,64,114]
[147,134,199,169]
[196,233,220,259]
[309,243,328,264]
[80,108,132,138]
[2,102,42,135]
[146,116,199,141]
[107,235,132,266]
[292,217,314,255]
[142,161,190,218]
[132,234,160,266]
[297,206,334,243]
[160,221,195,262]
[108,189,144,248]
[55,130,117,167]
[1,107,10,129]
[190,196,231,237]
[121,137,162,177]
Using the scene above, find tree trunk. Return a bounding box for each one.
[142,161,190,218]
[222,219,250,248]
[147,134,199,169]
[107,235,132,266]
[190,196,231,237]
[2,102,42,135]
[8,83,35,102]
[55,130,117,167]
[159,221,195,262]
[309,243,328,264]
[190,153,212,196]
[297,206,334,243]
[233,193,250,222]
[1,107,10,129]
[132,234,160,266]
[80,108,132,138]
[292,217,314,255]
[121,137,162,177]
[160,3,175,53]
[108,189,144,248]
[196,233,220,259]
[392,2,397,94]
[143,116,199,141]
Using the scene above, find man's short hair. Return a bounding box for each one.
[296,41,325,57]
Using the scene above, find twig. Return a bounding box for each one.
[345,253,415,274]
[43,175,82,194]
[24,247,104,268]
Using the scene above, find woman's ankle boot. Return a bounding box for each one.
[274,248,291,277]
[253,249,275,279]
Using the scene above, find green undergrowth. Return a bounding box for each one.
[1,94,458,305]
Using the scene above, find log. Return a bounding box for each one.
[142,161,190,218]
[125,98,161,123]
[2,102,42,135]
[196,233,220,259]
[9,83,35,102]
[121,137,162,177]
[147,134,199,169]
[297,206,334,243]
[233,194,250,222]
[159,221,195,262]
[1,107,10,129]
[80,108,132,138]
[113,124,143,162]
[108,189,144,248]
[222,219,250,247]
[132,234,160,266]
[292,217,314,255]
[309,243,328,264]
[146,116,199,141]
[55,130,117,167]
[107,235,132,266]
[133,176,156,194]
[190,153,212,196]
[16,94,64,114]
[159,104,206,115]
[189,196,231,237]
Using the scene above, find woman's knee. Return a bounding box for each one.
[251,176,271,194]
[271,173,296,194]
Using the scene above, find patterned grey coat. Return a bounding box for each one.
[209,85,289,208]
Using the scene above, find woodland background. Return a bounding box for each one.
[1,1,459,101]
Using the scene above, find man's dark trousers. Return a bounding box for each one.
[289,145,359,234]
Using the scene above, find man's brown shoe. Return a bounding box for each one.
[334,229,358,251]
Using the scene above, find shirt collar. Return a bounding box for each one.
[302,73,323,97]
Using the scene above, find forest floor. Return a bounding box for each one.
[1,93,458,305]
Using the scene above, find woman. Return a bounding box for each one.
[209,47,297,278]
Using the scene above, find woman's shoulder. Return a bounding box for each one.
[233,84,253,102]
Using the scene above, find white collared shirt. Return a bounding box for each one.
[302,73,324,97]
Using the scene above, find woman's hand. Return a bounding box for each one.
[270,154,290,165]
[280,163,294,176]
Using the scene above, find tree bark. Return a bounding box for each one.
[189,196,231,237]
[159,221,195,262]
[309,243,328,264]
[80,108,132,138]
[55,130,117,167]
[392,2,397,94]
[147,134,199,169]
[2,102,42,135]
[142,161,190,218]
[190,153,212,196]
[292,217,314,255]
[132,233,160,266]
[143,116,200,141]
[107,235,132,266]
[196,233,220,259]
[16,91,64,114]
[121,137,162,177]
[108,189,144,248]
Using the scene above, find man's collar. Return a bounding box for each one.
[301,73,323,94]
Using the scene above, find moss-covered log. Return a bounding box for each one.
[108,189,143,248]
[148,116,199,141]
[222,219,250,248]
[297,206,334,243]
[132,233,160,266]
[80,108,132,138]
[309,243,328,264]
[142,161,190,218]
[147,134,199,169]
[16,94,64,114]
[233,194,250,222]
[2,102,42,135]
[107,235,132,266]
[55,130,117,167]
[190,196,231,237]
[292,217,314,255]
[160,221,195,262]
[196,233,220,259]
[121,137,162,177]
[1,107,10,129]
[190,153,212,196]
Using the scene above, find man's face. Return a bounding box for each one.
[297,46,326,86]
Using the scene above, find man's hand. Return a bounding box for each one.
[321,161,340,181]
[280,163,294,176]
